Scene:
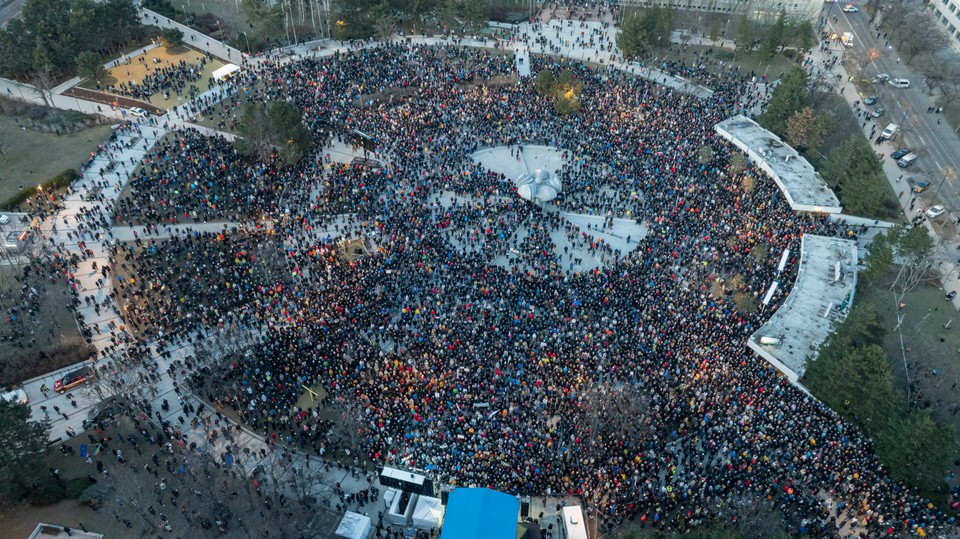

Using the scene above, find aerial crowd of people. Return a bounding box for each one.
[78,34,958,538]
[9,1,950,536]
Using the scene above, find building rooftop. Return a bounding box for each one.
[29,523,104,539]
[748,234,858,383]
[715,116,842,214]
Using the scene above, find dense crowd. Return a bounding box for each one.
[101,56,212,103]
[87,40,960,538]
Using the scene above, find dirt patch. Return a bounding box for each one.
[462,73,519,88]
[355,86,418,107]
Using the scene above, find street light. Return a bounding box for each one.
[241,31,250,54]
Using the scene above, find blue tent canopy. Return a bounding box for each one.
[440,488,519,539]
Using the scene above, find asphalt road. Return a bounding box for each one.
[829,2,960,212]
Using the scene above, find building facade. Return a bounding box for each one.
[931,0,960,53]
[619,0,823,23]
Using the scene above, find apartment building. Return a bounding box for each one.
[931,0,960,53]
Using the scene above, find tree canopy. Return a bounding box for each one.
[820,135,887,216]
[805,303,958,496]
[758,66,808,134]
[0,398,52,510]
[0,0,141,79]
[158,28,184,51]
[236,101,312,166]
[616,8,673,59]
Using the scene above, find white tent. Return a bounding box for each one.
[411,495,443,530]
[335,511,372,539]
[212,63,241,81]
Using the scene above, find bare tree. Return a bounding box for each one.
[889,225,937,316]
[326,396,372,466]
[727,494,790,539]
[28,68,56,108]
[570,381,651,451]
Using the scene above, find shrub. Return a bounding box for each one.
[26,478,65,506]
[64,476,93,499]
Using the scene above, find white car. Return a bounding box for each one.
[842,4,859,12]
[888,79,910,88]
[130,107,150,117]
[926,205,946,218]
[0,388,28,405]
[870,73,889,83]
[0,214,9,225]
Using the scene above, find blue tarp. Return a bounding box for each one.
[440,488,519,539]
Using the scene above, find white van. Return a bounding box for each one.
[1,388,28,405]
[881,123,899,140]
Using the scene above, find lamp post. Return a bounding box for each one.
[241,31,250,54]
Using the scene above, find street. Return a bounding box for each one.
[828,2,960,215]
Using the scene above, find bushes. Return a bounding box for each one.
[1,169,77,210]
[64,476,93,499]
[25,478,65,506]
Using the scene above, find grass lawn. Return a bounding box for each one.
[0,116,112,204]
[857,277,960,446]
[79,45,225,111]
[658,44,799,81]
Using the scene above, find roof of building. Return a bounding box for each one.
[748,234,858,382]
[29,523,104,539]
[715,116,842,214]
[440,488,519,539]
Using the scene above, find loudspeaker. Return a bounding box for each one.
[440,490,449,505]
[520,498,530,518]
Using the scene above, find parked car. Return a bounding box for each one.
[871,107,886,118]
[897,153,917,168]
[0,388,28,405]
[891,148,912,160]
[130,107,150,117]
[888,79,910,88]
[863,95,880,105]
[912,180,929,193]
[54,367,93,393]
[926,205,946,218]
[947,290,957,301]
[842,4,859,12]
[871,73,890,83]
[0,214,9,225]
[881,123,900,140]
